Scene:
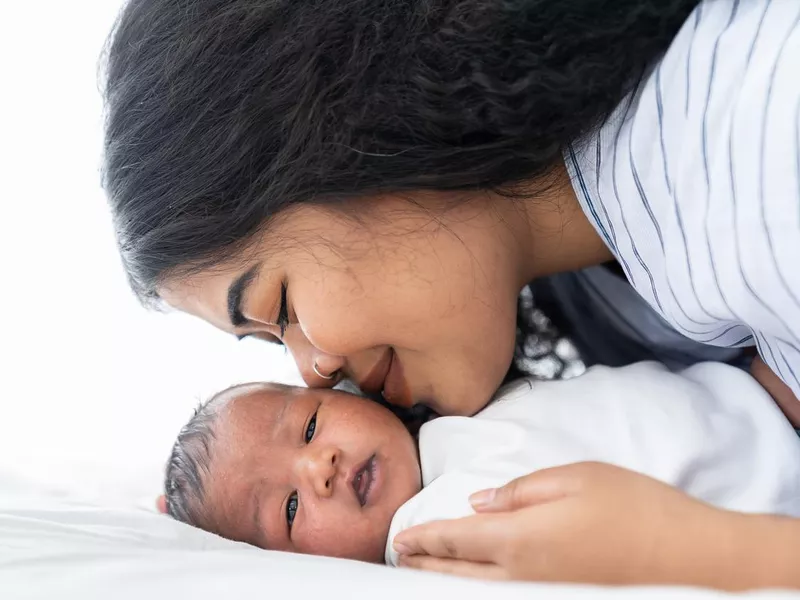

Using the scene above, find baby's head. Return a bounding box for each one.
[164,383,421,562]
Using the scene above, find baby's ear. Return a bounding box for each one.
[156,495,168,514]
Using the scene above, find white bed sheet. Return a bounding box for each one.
[1,477,797,600]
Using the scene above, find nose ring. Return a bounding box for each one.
[313,362,337,380]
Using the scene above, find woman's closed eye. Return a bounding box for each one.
[234,282,291,345]
[276,281,290,337]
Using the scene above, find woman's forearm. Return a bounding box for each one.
[712,512,800,591]
[738,513,800,590]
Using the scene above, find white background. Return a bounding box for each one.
[0,1,297,507]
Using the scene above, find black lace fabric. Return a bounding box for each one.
[512,286,585,381]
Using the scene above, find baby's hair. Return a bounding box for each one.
[164,382,292,526]
[164,392,228,527]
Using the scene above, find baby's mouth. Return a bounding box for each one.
[351,454,376,507]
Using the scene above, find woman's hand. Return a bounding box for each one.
[394,462,796,589]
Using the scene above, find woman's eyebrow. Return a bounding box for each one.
[227,264,261,327]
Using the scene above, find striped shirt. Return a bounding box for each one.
[561,0,800,399]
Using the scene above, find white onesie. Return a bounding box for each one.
[385,362,800,565]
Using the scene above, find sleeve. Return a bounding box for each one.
[384,473,497,566]
[643,0,800,400]
[700,1,800,399]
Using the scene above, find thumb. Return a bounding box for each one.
[469,465,581,512]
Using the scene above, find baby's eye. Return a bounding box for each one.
[286,492,298,529]
[304,411,317,443]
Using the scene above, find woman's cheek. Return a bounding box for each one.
[293,282,374,353]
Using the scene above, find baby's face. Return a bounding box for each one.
[203,384,421,562]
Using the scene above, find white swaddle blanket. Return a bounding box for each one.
[386,362,800,565]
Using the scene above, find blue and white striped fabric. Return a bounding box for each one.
[564,0,800,398]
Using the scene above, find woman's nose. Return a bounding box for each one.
[283,329,346,388]
[298,446,339,498]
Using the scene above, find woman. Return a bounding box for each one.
[103,0,800,588]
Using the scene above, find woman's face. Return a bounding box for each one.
[160,195,528,416]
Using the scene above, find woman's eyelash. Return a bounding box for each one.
[236,332,284,347]
[304,411,317,444]
[277,282,289,337]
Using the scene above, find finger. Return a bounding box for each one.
[470,463,585,512]
[394,513,508,563]
[156,495,168,514]
[398,555,506,580]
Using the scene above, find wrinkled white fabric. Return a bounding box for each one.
[387,362,800,566]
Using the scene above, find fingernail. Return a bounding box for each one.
[394,542,412,555]
[469,488,496,509]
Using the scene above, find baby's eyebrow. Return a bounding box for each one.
[250,479,271,549]
[252,491,262,536]
[271,394,291,440]
[247,393,294,548]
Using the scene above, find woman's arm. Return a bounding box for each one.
[751,356,800,427]
[738,511,800,590]
[395,463,800,589]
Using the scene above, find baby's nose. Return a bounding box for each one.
[303,446,339,498]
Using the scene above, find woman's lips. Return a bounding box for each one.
[359,349,412,407]
[382,351,411,407]
[359,350,392,395]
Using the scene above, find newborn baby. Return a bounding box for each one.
[163,362,800,565]
[165,379,420,562]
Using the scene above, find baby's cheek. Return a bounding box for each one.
[301,512,389,563]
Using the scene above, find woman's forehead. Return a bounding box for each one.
[158,266,242,328]
[156,196,469,333]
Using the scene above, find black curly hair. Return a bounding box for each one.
[103,0,699,304]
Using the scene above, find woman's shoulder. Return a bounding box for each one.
[566,0,800,400]
[568,0,799,242]
[568,0,800,241]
